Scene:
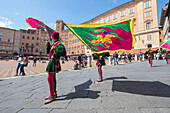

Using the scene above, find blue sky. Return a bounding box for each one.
[0,0,169,30]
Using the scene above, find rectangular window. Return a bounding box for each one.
[41,42,43,44]
[27,32,30,34]
[145,1,150,8]
[7,39,10,43]
[70,34,72,37]
[45,36,47,39]
[69,41,72,44]
[16,34,19,39]
[36,43,39,46]
[65,41,68,44]
[78,39,80,42]
[113,13,117,20]
[8,33,11,37]
[69,48,71,50]
[41,36,43,39]
[75,40,77,43]
[65,35,68,38]
[129,7,134,14]
[103,18,106,23]
[23,31,26,33]
[14,47,17,52]
[81,45,84,48]
[147,34,152,40]
[27,36,29,39]
[108,16,111,22]
[121,10,125,17]
[78,46,80,49]
[73,40,74,43]
[6,46,9,51]
[62,36,64,39]
[0,32,3,36]
[23,36,25,39]
[145,11,151,17]
[146,22,151,29]
[0,38,1,42]
[31,32,34,34]
[32,37,34,40]
[16,40,18,43]
[0,46,1,50]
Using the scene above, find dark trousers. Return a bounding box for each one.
[20,64,25,75]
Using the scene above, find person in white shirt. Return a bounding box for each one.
[15,54,22,76]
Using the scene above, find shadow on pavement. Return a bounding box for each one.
[112,80,170,97]
[56,79,100,100]
[104,76,128,81]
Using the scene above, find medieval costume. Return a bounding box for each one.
[45,32,66,104]
[93,52,110,82]
[161,49,170,64]
[144,49,158,67]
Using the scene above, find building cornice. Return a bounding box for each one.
[82,0,135,24]
[134,28,160,35]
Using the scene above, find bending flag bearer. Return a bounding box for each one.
[64,18,136,81]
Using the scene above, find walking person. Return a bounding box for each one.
[139,52,143,61]
[128,53,132,62]
[15,54,22,76]
[45,31,66,104]
[113,52,118,65]
[93,52,110,82]
[33,56,37,67]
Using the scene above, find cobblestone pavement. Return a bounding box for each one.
[0,60,170,113]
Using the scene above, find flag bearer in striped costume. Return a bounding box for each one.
[93,52,110,82]
[144,48,158,68]
[161,49,170,64]
[45,31,66,104]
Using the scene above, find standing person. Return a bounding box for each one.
[122,52,127,63]
[113,52,118,65]
[45,31,66,104]
[73,60,78,70]
[78,55,82,68]
[15,54,22,76]
[93,52,110,82]
[139,52,143,61]
[156,53,160,61]
[128,53,132,62]
[20,54,28,76]
[33,56,37,67]
[144,48,158,67]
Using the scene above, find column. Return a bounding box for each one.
[87,55,92,67]
[108,56,112,65]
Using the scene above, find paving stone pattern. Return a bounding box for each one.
[0,60,170,113]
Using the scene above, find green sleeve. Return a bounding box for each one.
[46,42,52,54]
[153,49,159,53]
[93,53,99,59]
[102,52,110,57]
[161,50,165,54]
[53,44,66,58]
[144,51,148,55]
